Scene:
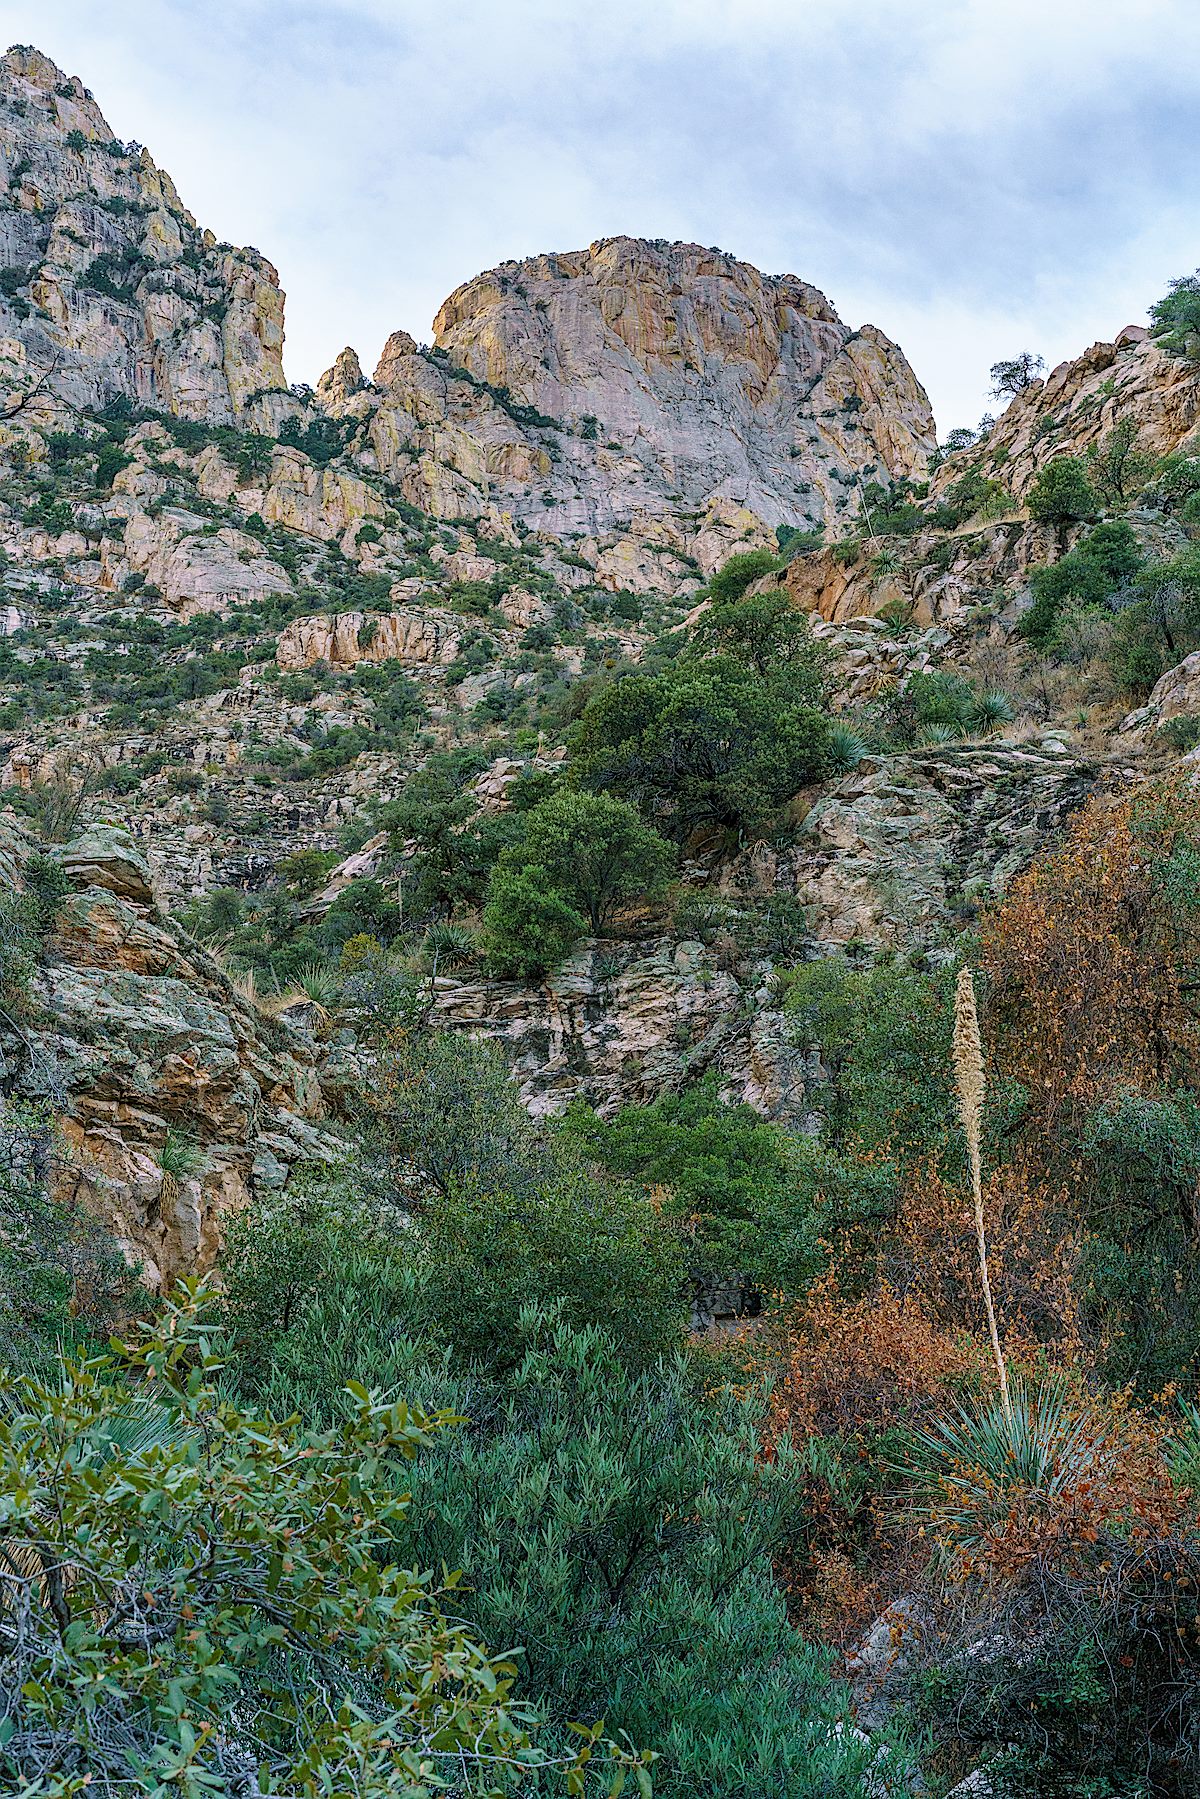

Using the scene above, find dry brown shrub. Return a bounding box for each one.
[882,1158,1082,1354]
[980,774,1200,1114]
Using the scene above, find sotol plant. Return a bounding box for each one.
[953,967,1012,1426]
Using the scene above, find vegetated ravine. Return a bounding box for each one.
[6,38,1200,1799]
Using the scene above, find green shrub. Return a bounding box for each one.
[563,1073,866,1299]
[0,1283,644,1793]
[1079,1087,1200,1388]
[694,591,833,691]
[782,957,982,1175]
[930,467,1011,530]
[393,1315,900,1799]
[482,862,588,978]
[1150,269,1200,359]
[1020,519,1143,645]
[707,548,780,604]
[510,789,674,934]
[357,1030,686,1369]
[1159,713,1200,752]
[1026,456,1099,525]
[0,1100,131,1374]
[570,659,830,841]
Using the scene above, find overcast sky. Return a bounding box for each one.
[9,0,1200,435]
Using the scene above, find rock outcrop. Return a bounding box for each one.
[321,238,935,559]
[276,607,462,671]
[739,740,1099,949]
[1,816,339,1290]
[429,933,811,1124]
[934,332,1200,507]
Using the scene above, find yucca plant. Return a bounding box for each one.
[902,1378,1109,1551]
[420,921,479,972]
[971,687,1017,732]
[157,1128,206,1184]
[1167,1398,1200,1494]
[953,967,1012,1425]
[294,959,343,1008]
[825,722,870,773]
[877,593,916,631]
[919,722,961,747]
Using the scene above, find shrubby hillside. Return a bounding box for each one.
[7,39,1200,1798]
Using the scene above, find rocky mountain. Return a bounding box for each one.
[0,46,289,427]
[0,44,934,586]
[1,39,1197,1301]
[318,237,934,554]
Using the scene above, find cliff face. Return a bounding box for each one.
[2,816,337,1288]
[0,45,288,427]
[316,240,935,564]
[0,45,938,589]
[932,329,1200,505]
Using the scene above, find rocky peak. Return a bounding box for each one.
[0,44,289,427]
[315,345,365,407]
[317,236,934,562]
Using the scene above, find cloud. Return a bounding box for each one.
[11,0,1200,431]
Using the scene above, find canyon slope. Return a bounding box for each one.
[2,41,1199,1287]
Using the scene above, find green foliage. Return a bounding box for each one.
[82,243,148,300]
[930,467,1012,530]
[1079,1088,1200,1388]
[876,669,1017,744]
[94,438,131,489]
[826,722,870,772]
[482,862,589,979]
[358,1030,686,1369]
[706,548,780,604]
[1150,269,1200,359]
[783,958,971,1174]
[989,352,1044,399]
[570,658,831,841]
[1086,417,1152,506]
[393,1316,897,1799]
[376,749,511,917]
[233,1264,900,1799]
[1159,714,1200,753]
[0,1100,132,1375]
[1026,456,1100,525]
[1148,450,1200,509]
[278,412,347,464]
[1020,520,1143,646]
[509,789,674,934]
[563,1074,854,1297]
[859,476,928,536]
[0,1283,645,1793]
[1087,543,1200,694]
[693,591,833,691]
[903,1379,1101,1553]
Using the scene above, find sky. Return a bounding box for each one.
[8,0,1200,435]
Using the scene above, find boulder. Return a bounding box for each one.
[60,825,154,904]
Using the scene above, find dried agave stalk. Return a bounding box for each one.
[954,966,1013,1427]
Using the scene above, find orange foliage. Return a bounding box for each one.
[758,1275,972,1637]
[764,1273,973,1446]
[980,776,1200,1113]
[882,1158,1081,1353]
